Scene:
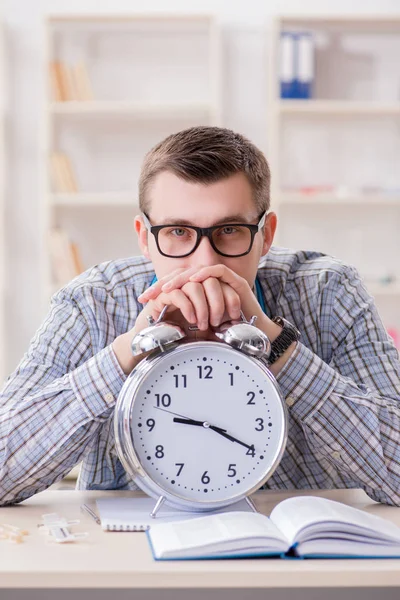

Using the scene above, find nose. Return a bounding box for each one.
[191,235,221,267]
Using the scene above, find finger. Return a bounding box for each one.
[181,282,209,331]
[220,282,241,322]
[150,290,197,325]
[161,265,206,293]
[201,278,225,327]
[137,268,192,302]
[189,265,247,295]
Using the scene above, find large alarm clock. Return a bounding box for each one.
[114,307,288,515]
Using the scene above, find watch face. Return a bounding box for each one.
[116,342,287,508]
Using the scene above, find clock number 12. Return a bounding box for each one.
[197,366,213,379]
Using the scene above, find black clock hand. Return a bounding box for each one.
[208,426,255,452]
[157,407,255,453]
[173,417,207,427]
[173,417,254,452]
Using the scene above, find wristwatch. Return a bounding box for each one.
[268,316,301,365]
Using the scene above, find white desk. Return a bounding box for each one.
[0,488,399,599]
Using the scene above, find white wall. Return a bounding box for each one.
[3,0,400,374]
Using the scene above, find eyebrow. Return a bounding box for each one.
[157,214,254,227]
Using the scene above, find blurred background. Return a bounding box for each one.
[1,0,400,385]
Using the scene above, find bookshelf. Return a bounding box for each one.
[0,19,5,385]
[42,13,221,306]
[278,100,400,115]
[267,14,400,343]
[50,101,213,118]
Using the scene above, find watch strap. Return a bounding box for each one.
[268,317,300,365]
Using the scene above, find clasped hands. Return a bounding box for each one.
[113,264,287,375]
[136,265,269,340]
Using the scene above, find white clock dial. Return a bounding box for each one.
[125,342,286,506]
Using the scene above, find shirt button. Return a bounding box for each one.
[105,393,114,403]
[286,396,295,407]
[331,451,341,461]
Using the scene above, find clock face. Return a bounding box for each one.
[121,342,286,506]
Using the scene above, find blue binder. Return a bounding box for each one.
[279,32,296,99]
[295,32,314,99]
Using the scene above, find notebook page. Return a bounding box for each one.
[270,496,400,546]
[96,496,254,531]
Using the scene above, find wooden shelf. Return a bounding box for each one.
[279,193,400,206]
[47,14,213,24]
[276,100,400,116]
[52,193,137,207]
[50,101,215,119]
[278,14,400,31]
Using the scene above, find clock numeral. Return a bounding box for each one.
[255,418,264,431]
[175,463,185,477]
[197,365,213,379]
[246,445,256,458]
[155,393,171,408]
[227,464,237,478]
[173,374,187,388]
[155,445,164,459]
[246,391,256,405]
[146,418,155,432]
[201,471,210,484]
[228,372,234,386]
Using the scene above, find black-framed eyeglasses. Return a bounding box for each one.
[142,211,267,258]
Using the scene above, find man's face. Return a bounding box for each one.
[135,170,277,287]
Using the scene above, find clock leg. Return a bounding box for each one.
[150,495,166,518]
[245,496,258,513]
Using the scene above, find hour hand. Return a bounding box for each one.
[173,417,205,427]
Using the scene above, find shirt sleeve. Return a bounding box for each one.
[0,294,127,505]
[276,265,400,506]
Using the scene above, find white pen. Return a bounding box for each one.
[80,503,101,525]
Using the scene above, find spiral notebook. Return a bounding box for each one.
[96,496,254,532]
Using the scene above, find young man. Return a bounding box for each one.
[1,126,400,506]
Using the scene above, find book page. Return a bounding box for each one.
[148,511,288,558]
[270,496,400,546]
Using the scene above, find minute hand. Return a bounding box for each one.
[173,417,254,452]
[208,425,255,452]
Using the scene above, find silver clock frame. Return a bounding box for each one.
[114,339,288,514]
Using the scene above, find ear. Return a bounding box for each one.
[261,212,277,256]
[134,215,150,259]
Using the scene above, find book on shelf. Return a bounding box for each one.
[49,60,94,102]
[70,241,85,275]
[49,62,63,102]
[50,152,78,193]
[48,228,84,286]
[146,495,400,561]
[73,60,94,101]
[279,31,314,99]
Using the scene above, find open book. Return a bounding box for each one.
[147,496,400,560]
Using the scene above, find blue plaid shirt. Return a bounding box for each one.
[1,247,400,505]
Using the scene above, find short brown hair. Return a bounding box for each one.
[138,126,271,214]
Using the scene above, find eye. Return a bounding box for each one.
[220,226,238,235]
[167,227,191,238]
[172,228,186,237]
